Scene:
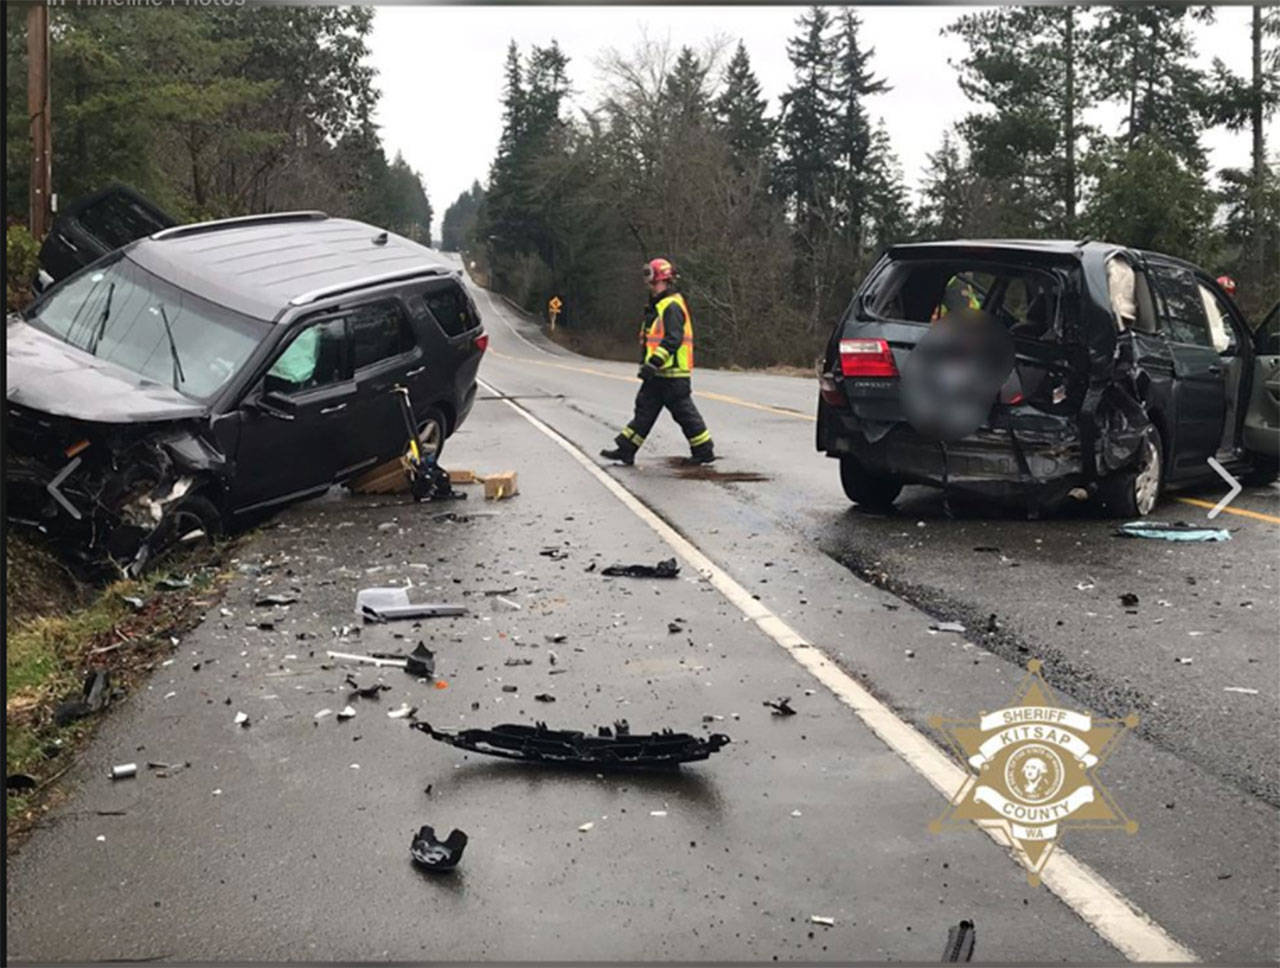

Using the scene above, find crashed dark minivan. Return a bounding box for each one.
[7,197,487,573]
[817,240,1277,515]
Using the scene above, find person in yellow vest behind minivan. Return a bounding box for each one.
[601,257,715,466]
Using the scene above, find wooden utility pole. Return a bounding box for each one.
[28,1,52,240]
[1251,5,1264,299]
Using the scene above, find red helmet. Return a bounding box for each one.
[1217,275,1237,296]
[644,258,674,283]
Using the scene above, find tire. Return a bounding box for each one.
[1099,428,1163,518]
[839,455,903,510]
[135,493,222,574]
[416,407,447,461]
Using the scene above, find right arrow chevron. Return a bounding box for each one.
[1206,457,1242,519]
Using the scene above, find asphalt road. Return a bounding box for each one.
[7,258,1278,963]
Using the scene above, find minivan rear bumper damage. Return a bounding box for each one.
[819,402,1088,501]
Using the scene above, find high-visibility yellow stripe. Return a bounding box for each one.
[1174,496,1280,524]
[688,430,712,446]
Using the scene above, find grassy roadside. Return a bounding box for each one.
[5,534,235,839]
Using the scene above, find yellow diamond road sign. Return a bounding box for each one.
[549,297,562,313]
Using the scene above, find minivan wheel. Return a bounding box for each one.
[839,456,903,510]
[1100,429,1163,518]
[416,408,447,461]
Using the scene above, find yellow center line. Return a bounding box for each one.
[490,348,816,421]
[490,350,1277,527]
[1173,496,1280,525]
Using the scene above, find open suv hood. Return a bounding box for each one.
[6,317,207,423]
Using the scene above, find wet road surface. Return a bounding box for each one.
[6,257,1277,962]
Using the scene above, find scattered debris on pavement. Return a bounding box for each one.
[410,825,468,870]
[356,587,468,622]
[345,677,392,700]
[412,720,730,769]
[809,916,835,927]
[1119,592,1140,608]
[109,763,137,780]
[763,697,796,717]
[388,703,418,719]
[534,693,556,703]
[942,919,976,962]
[493,595,522,612]
[327,650,406,669]
[601,558,680,579]
[1114,521,1231,542]
[578,821,594,832]
[929,621,966,634]
[234,711,250,727]
[404,642,437,679]
[254,593,299,607]
[1224,686,1259,695]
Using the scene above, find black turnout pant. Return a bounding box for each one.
[616,376,712,453]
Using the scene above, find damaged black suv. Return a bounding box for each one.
[7,207,487,573]
[817,241,1276,515]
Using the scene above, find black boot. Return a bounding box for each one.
[600,444,636,465]
[685,441,716,465]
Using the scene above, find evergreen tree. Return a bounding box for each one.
[714,41,772,171]
[776,6,837,231]
[830,10,890,265]
[441,181,486,253]
[1089,5,1214,169]
[1209,7,1280,314]
[946,6,1090,235]
[917,130,975,240]
[666,46,712,127]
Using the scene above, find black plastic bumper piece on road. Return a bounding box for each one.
[412,720,730,770]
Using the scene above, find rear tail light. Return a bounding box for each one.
[839,338,898,378]
[474,332,489,353]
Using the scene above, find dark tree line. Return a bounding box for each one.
[5,5,431,243]
[452,5,1279,368]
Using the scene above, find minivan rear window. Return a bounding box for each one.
[858,259,1064,341]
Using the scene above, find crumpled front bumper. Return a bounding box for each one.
[5,405,222,573]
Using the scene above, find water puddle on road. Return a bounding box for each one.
[663,457,771,483]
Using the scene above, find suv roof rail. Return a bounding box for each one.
[288,265,451,307]
[151,211,329,241]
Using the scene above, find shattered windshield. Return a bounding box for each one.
[25,254,269,400]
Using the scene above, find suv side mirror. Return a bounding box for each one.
[248,390,297,421]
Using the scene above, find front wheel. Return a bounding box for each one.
[416,408,448,461]
[1099,428,1163,517]
[839,455,903,510]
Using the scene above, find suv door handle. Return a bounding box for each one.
[406,366,426,377]
[320,403,348,415]
[1207,364,1223,375]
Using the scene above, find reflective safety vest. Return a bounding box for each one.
[641,292,694,377]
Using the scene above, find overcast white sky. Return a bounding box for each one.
[367,5,1258,238]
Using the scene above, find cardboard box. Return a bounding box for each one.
[483,471,519,500]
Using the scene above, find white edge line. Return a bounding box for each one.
[473,283,563,360]
[478,375,1199,965]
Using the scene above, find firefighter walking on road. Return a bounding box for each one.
[601,258,715,466]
